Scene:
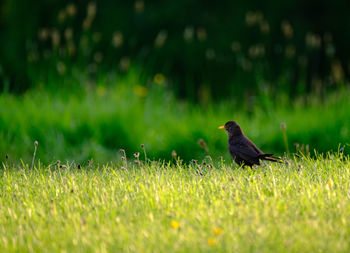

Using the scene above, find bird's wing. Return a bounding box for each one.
[229,141,260,164]
[243,137,264,154]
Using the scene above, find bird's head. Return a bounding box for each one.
[218,121,243,136]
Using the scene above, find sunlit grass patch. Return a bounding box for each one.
[0,154,349,252]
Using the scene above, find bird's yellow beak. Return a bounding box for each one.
[218,126,225,129]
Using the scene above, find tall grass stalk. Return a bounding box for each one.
[31,140,38,170]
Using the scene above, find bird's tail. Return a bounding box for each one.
[259,153,282,163]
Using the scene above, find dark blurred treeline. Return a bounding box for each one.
[1,0,350,101]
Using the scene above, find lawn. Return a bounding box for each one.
[1,86,350,164]
[2,1,350,252]
[1,155,349,252]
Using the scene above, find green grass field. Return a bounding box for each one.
[1,154,349,252]
[1,86,350,164]
[1,74,349,252]
[2,2,350,251]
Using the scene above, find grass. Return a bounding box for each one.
[1,84,350,164]
[1,154,349,252]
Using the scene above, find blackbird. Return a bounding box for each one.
[219,121,280,167]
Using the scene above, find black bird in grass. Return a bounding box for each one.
[219,121,281,167]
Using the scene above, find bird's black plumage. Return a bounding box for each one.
[220,121,280,167]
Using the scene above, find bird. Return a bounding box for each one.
[219,121,281,167]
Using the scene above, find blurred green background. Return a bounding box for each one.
[0,0,349,163]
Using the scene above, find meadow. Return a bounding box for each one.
[2,1,350,252]
[1,154,349,252]
[1,81,349,253]
[1,82,350,164]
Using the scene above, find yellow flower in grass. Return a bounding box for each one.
[170,220,180,229]
[153,73,165,84]
[133,85,148,98]
[212,227,223,236]
[327,179,334,188]
[208,238,216,246]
